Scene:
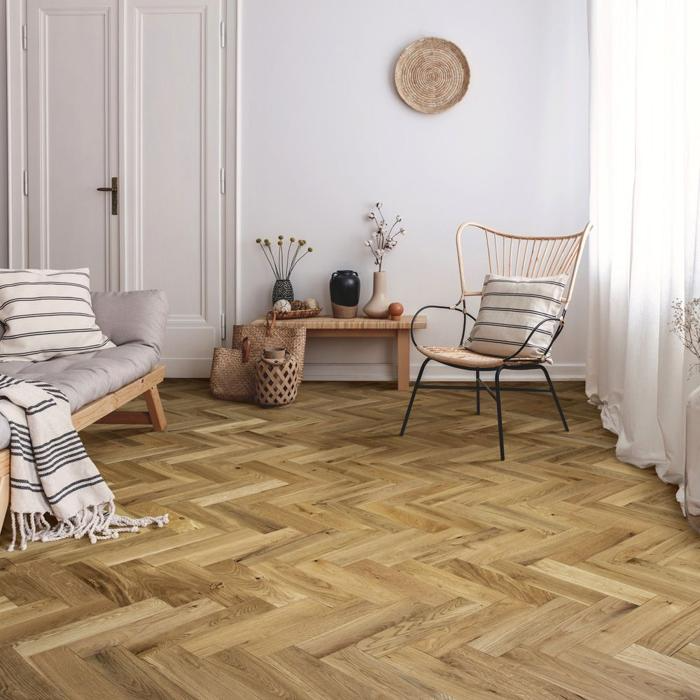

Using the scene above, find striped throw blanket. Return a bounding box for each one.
[0,375,168,551]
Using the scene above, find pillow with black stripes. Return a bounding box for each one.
[0,268,114,362]
[466,274,567,360]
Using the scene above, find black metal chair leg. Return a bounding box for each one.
[494,367,505,460]
[400,358,430,436]
[538,365,569,432]
[475,370,481,415]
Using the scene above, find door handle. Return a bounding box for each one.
[96,176,118,215]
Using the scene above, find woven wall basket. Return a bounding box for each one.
[394,37,470,114]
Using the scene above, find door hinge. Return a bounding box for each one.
[22,170,28,197]
[21,24,27,51]
[220,312,226,340]
[219,167,225,195]
[219,20,226,48]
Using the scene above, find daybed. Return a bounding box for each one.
[0,290,168,534]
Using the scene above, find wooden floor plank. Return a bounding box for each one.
[0,645,68,700]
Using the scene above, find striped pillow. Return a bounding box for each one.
[0,268,114,362]
[466,274,567,360]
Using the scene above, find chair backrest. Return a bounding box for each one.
[456,222,591,310]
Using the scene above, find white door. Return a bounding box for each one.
[12,0,228,377]
[26,0,119,291]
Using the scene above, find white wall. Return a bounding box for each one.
[239,0,590,381]
[0,1,589,379]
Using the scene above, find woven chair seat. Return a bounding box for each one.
[418,344,550,369]
[417,345,504,368]
[418,344,551,369]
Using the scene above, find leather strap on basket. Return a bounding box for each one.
[266,311,277,336]
[241,336,251,363]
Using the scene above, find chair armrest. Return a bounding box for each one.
[410,303,477,349]
[92,290,169,356]
[502,314,565,362]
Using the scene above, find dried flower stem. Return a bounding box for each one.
[288,241,305,274]
[289,250,311,276]
[286,239,294,278]
[365,203,407,272]
[258,242,280,278]
[671,298,700,376]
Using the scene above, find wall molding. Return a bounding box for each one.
[6,0,27,268]
[231,0,242,329]
[167,361,586,382]
[303,362,586,382]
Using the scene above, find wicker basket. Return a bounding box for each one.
[268,308,321,321]
[255,353,300,407]
[232,321,306,381]
[210,337,256,402]
[394,37,470,114]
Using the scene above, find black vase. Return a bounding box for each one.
[272,279,294,305]
[330,270,360,318]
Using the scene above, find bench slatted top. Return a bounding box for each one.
[251,315,427,329]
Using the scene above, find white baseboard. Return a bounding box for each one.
[164,357,213,378]
[302,362,586,382]
[163,358,586,381]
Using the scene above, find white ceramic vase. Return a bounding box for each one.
[363,271,389,318]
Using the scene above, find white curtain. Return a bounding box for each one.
[587,0,700,509]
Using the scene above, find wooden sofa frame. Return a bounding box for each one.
[0,365,167,534]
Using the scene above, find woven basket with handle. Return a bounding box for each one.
[232,318,306,380]
[210,337,256,402]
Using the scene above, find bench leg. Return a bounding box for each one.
[96,385,168,431]
[144,386,168,431]
[397,330,410,391]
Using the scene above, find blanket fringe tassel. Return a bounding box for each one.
[8,503,169,552]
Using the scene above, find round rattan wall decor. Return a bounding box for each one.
[394,37,470,114]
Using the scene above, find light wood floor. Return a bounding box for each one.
[1,379,699,699]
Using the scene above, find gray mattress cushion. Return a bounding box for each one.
[92,290,168,356]
[0,342,159,449]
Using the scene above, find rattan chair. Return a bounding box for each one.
[400,222,591,459]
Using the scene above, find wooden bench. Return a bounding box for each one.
[0,365,167,535]
[252,315,427,391]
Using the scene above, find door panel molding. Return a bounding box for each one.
[7,0,28,268]
[123,0,225,376]
[26,1,118,290]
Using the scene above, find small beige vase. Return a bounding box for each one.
[363,271,389,318]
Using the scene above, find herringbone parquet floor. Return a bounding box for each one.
[1,379,699,699]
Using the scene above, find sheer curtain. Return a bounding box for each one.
[587,0,700,508]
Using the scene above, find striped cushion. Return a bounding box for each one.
[0,268,114,362]
[466,274,567,360]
